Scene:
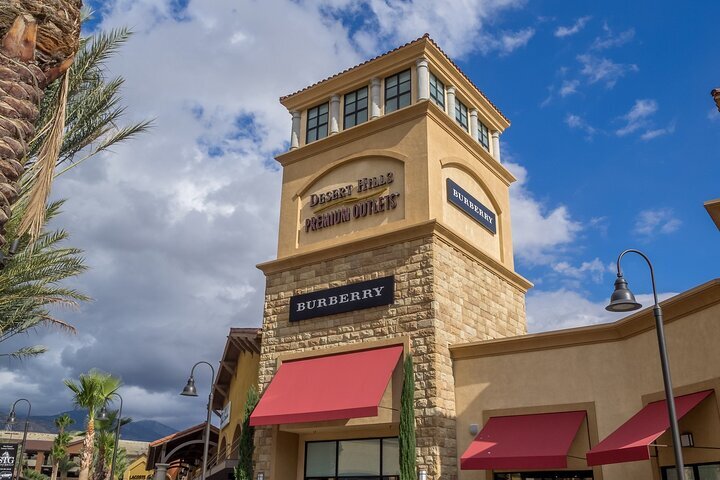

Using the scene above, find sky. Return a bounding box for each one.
[1,0,718,431]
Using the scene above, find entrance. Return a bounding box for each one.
[304,437,400,480]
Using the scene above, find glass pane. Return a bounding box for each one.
[318,124,327,138]
[306,442,336,477]
[386,76,397,88]
[358,87,368,99]
[382,438,400,475]
[386,99,397,113]
[358,97,368,110]
[319,103,328,114]
[399,92,411,108]
[399,81,410,93]
[400,70,410,82]
[338,439,380,475]
[345,115,355,128]
[357,109,367,124]
[346,91,356,104]
[666,467,696,480]
[699,465,720,480]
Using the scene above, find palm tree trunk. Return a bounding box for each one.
[51,461,59,480]
[78,417,94,480]
[0,0,81,246]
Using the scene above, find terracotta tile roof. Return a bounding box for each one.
[280,34,508,123]
[148,422,206,447]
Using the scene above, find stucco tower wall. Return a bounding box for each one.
[254,231,526,479]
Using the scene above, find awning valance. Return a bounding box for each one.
[460,411,587,470]
[249,344,403,426]
[586,390,713,466]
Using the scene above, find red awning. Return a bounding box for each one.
[249,345,403,426]
[586,390,713,466]
[460,411,587,470]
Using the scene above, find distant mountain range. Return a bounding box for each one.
[8,410,177,442]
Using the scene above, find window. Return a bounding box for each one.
[494,471,593,480]
[664,462,720,480]
[429,73,445,109]
[305,437,400,480]
[455,99,468,131]
[344,86,369,129]
[384,70,411,113]
[306,103,329,143]
[478,121,490,150]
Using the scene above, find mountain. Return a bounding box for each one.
[10,410,177,442]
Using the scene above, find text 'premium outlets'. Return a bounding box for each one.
[289,276,395,322]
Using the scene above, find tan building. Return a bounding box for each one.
[171,35,720,480]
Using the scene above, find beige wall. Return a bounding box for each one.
[452,281,720,480]
[217,350,260,460]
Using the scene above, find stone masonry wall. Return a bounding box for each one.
[253,233,527,479]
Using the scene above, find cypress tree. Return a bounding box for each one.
[234,386,260,480]
[399,354,417,480]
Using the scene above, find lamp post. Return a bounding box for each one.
[98,392,123,480]
[180,361,215,480]
[606,249,686,480]
[6,398,31,480]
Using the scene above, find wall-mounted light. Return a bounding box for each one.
[469,424,479,435]
[418,469,427,480]
[680,433,694,447]
[257,472,264,480]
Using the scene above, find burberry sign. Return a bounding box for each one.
[289,276,394,322]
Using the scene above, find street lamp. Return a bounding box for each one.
[180,361,215,480]
[6,398,31,480]
[98,392,124,480]
[607,249,686,480]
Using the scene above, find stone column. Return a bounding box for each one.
[370,77,382,119]
[329,94,340,135]
[290,111,301,150]
[446,86,456,118]
[469,109,478,141]
[491,131,501,163]
[154,463,169,480]
[416,57,429,101]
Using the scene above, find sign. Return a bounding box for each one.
[0,443,18,480]
[290,276,394,322]
[219,401,231,429]
[303,172,401,233]
[446,178,496,234]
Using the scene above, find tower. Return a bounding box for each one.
[253,35,531,480]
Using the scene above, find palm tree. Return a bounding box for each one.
[0,0,83,246]
[0,27,151,359]
[50,414,75,480]
[64,370,121,480]
[92,409,131,480]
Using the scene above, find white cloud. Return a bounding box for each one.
[527,290,677,332]
[616,99,658,136]
[641,123,676,140]
[554,16,591,38]
[505,161,582,265]
[559,79,580,97]
[634,208,682,237]
[496,28,536,54]
[577,54,638,88]
[552,258,610,283]
[591,25,635,50]
[565,113,597,137]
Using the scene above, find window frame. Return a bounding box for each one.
[493,471,594,480]
[662,461,720,480]
[455,98,468,131]
[306,102,329,144]
[478,120,490,150]
[429,72,445,109]
[304,436,400,480]
[384,69,412,114]
[343,85,369,130]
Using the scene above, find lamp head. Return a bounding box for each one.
[97,406,109,421]
[606,275,642,312]
[180,376,198,397]
[7,410,16,424]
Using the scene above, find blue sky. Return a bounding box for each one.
[1,0,717,429]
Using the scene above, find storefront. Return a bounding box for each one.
[178,35,720,480]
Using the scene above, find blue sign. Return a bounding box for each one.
[446,178,497,234]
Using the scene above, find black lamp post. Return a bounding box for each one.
[98,392,124,480]
[180,361,215,480]
[6,398,31,480]
[607,249,686,480]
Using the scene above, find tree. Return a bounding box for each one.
[399,354,416,480]
[0,0,83,246]
[64,370,121,480]
[50,413,75,480]
[0,27,151,359]
[234,387,259,480]
[92,409,131,480]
